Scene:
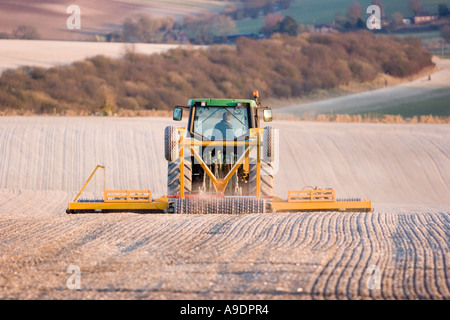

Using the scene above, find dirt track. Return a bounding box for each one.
[0,117,449,299]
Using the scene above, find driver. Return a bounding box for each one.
[213,111,234,140]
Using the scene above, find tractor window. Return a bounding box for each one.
[193,107,249,140]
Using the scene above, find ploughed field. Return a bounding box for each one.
[0,117,448,299]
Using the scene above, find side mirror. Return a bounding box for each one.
[173,107,183,121]
[263,109,272,122]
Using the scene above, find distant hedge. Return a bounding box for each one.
[0,31,433,115]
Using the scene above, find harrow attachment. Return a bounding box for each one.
[171,197,268,214]
[270,189,373,213]
[66,165,372,214]
[66,165,168,214]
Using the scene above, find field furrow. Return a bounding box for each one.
[0,117,448,299]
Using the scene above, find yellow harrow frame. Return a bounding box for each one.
[66,131,372,214]
[177,127,263,198]
[66,165,168,214]
[67,165,372,214]
[271,189,372,213]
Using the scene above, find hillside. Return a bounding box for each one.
[275,56,450,118]
[0,32,434,115]
[0,0,226,40]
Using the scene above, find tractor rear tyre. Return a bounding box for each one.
[167,157,192,196]
[262,126,275,162]
[165,126,179,162]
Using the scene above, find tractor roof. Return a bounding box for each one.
[188,98,257,108]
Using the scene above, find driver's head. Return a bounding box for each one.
[223,112,231,122]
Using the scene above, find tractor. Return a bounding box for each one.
[67,91,372,214]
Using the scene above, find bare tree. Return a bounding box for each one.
[182,13,236,44]
[347,1,363,24]
[408,0,423,15]
[441,25,450,43]
[262,13,283,35]
[438,4,449,17]
[390,12,404,28]
[122,15,175,43]
[210,15,236,37]
[12,25,40,39]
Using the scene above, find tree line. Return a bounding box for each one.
[0,31,433,115]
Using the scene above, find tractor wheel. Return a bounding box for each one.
[248,161,274,197]
[164,126,179,162]
[167,157,192,196]
[262,126,275,163]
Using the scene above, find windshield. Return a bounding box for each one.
[193,106,249,140]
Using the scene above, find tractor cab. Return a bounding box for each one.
[191,103,249,141]
[173,98,272,141]
[173,91,272,138]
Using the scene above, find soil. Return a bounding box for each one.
[0,117,448,299]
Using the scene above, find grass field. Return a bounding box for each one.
[235,0,446,33]
[359,87,450,117]
[276,85,450,119]
[276,56,450,118]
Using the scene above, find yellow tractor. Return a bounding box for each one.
[67,91,372,214]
